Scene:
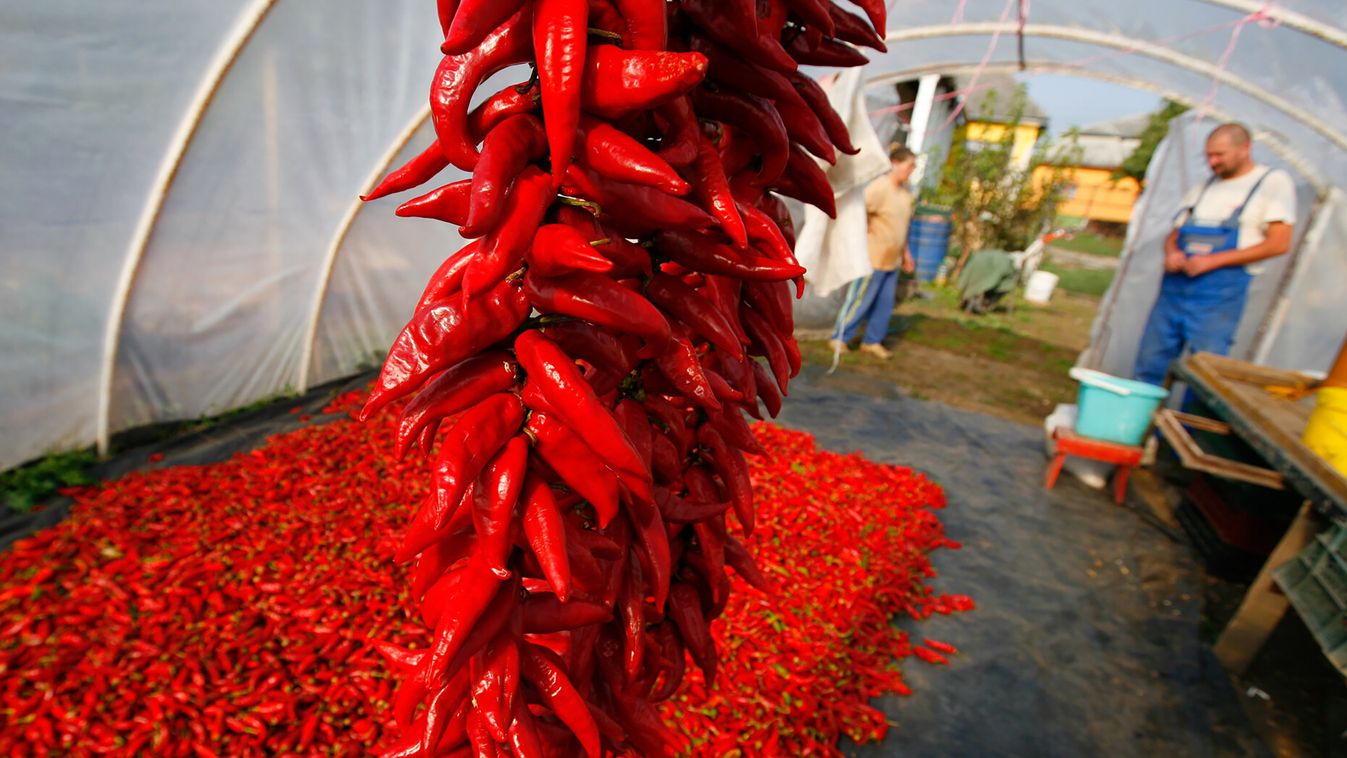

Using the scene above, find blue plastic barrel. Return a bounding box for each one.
[908,215,952,282]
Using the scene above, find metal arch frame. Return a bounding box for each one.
[881,23,1347,156]
[864,61,1327,195]
[1199,0,1347,51]
[294,105,433,394]
[94,0,280,455]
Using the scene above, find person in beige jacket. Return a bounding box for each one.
[829,145,917,360]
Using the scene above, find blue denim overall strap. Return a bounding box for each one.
[1175,169,1271,255]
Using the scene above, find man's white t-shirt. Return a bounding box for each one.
[1173,166,1297,274]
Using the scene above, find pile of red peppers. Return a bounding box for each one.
[362,0,889,756]
[0,392,968,756]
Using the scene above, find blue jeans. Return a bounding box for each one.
[1133,263,1252,386]
[832,269,900,346]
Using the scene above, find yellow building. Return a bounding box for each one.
[1034,113,1150,225]
[964,121,1045,171]
[959,76,1048,171]
[1041,166,1141,224]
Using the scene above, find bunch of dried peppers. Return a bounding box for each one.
[362,0,889,756]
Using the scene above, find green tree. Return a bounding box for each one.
[921,87,1080,279]
[1114,100,1188,186]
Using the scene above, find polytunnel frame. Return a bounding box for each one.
[86,3,1347,455]
[94,0,281,455]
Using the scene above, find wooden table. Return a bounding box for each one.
[1170,353,1347,673]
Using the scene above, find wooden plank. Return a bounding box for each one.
[1154,410,1285,490]
[1179,353,1347,515]
[1169,410,1231,435]
[1214,502,1321,673]
[1190,353,1317,389]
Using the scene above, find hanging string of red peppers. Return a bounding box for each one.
[361,0,887,755]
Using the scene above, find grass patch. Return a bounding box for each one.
[1039,261,1115,297]
[2,449,96,513]
[1052,232,1124,257]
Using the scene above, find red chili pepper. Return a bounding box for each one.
[743,280,795,337]
[578,117,690,195]
[773,89,839,165]
[525,411,621,527]
[526,222,614,278]
[654,96,700,168]
[741,306,793,394]
[667,581,716,683]
[691,88,790,183]
[429,392,525,530]
[691,133,749,248]
[784,29,870,67]
[396,179,472,225]
[644,273,744,359]
[467,80,541,140]
[827,2,888,51]
[612,0,667,50]
[786,70,861,156]
[363,140,450,201]
[472,436,529,576]
[779,0,836,35]
[516,330,652,489]
[532,0,589,185]
[657,491,730,524]
[650,431,684,486]
[656,229,805,282]
[697,422,755,536]
[680,0,759,63]
[726,534,774,595]
[580,46,708,119]
[463,114,549,237]
[507,695,546,758]
[462,166,555,300]
[521,474,572,601]
[426,573,518,688]
[521,595,611,633]
[395,351,519,457]
[361,278,529,419]
[523,269,672,352]
[925,639,959,655]
[653,338,722,413]
[521,644,601,758]
[441,0,528,56]
[431,7,533,170]
[561,165,714,237]
[540,320,638,376]
[691,36,809,115]
[438,0,459,36]
[774,141,838,217]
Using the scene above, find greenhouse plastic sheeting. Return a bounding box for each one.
[3,1,1347,469]
[110,0,441,432]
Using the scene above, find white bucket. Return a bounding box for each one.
[1024,270,1060,304]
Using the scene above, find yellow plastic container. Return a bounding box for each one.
[1304,387,1347,478]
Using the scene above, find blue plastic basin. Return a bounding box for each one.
[1071,369,1169,445]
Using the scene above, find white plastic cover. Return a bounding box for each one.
[2,1,1346,469]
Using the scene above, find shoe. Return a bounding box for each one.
[859,343,892,360]
[827,339,850,354]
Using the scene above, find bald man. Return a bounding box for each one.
[1132,123,1296,386]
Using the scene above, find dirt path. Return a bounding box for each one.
[799,288,1101,427]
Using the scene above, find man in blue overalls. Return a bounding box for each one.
[1133,123,1297,386]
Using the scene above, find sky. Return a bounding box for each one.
[1019,74,1165,135]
